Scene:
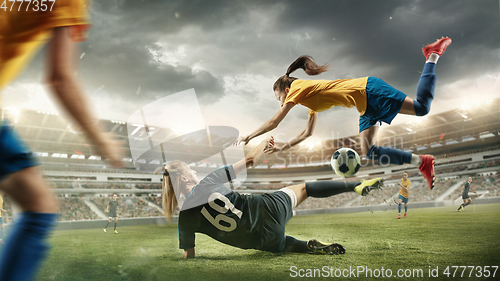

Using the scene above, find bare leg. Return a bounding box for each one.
[360,125,379,157]
[0,167,58,213]
[285,184,308,206]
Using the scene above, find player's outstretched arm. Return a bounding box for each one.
[274,113,317,152]
[233,136,274,175]
[45,27,123,168]
[236,103,294,145]
[183,248,195,259]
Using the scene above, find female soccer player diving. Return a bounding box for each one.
[236,37,452,190]
[157,136,384,258]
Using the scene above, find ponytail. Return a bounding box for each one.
[286,55,329,76]
[155,161,185,221]
[273,55,329,93]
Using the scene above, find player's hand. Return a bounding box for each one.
[264,136,275,154]
[94,133,124,168]
[235,135,250,146]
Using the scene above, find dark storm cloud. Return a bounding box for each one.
[271,0,500,94]
[8,0,500,135]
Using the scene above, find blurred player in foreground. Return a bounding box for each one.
[237,37,453,190]
[103,194,121,234]
[157,136,384,258]
[0,191,5,244]
[397,172,410,219]
[457,177,476,212]
[0,1,123,280]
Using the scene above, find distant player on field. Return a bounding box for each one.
[0,1,123,279]
[103,194,121,234]
[397,172,410,219]
[158,136,384,258]
[457,177,476,212]
[237,37,453,190]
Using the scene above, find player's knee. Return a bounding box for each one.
[413,100,430,116]
[366,145,378,159]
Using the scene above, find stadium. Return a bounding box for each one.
[1,97,499,280]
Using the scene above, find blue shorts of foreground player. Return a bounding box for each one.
[359,77,407,133]
[398,194,409,204]
[0,121,38,180]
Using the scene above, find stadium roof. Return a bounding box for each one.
[2,98,499,170]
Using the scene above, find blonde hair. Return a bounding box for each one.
[154,160,187,221]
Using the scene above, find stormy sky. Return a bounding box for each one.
[4,0,500,143]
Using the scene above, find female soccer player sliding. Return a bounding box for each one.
[158,136,384,258]
[0,1,123,280]
[236,37,452,190]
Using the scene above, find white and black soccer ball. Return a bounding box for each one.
[331,148,361,178]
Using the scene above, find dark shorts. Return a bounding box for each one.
[462,193,470,200]
[258,191,294,253]
[109,211,117,218]
[359,77,407,133]
[0,121,38,180]
[398,194,409,204]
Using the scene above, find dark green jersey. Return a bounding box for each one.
[108,200,119,213]
[463,182,470,194]
[178,165,270,250]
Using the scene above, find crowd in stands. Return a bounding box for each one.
[90,196,162,218]
[1,195,14,223]
[351,178,457,206]
[447,174,500,200]
[296,192,357,210]
[0,158,496,223]
[49,181,158,189]
[136,183,162,190]
[145,196,162,207]
[58,197,99,221]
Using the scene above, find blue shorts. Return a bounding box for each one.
[0,217,3,224]
[398,194,409,204]
[0,121,38,180]
[359,77,407,133]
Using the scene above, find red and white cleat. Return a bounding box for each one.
[422,37,452,59]
[419,155,436,189]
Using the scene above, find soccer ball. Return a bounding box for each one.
[331,148,361,178]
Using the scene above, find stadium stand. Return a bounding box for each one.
[1,99,499,222]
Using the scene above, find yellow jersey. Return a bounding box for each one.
[284,78,368,116]
[0,0,91,91]
[399,178,411,198]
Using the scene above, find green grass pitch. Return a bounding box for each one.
[37,203,500,281]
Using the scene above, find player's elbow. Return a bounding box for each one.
[245,156,255,168]
[268,119,279,130]
[303,130,313,138]
[46,71,73,92]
